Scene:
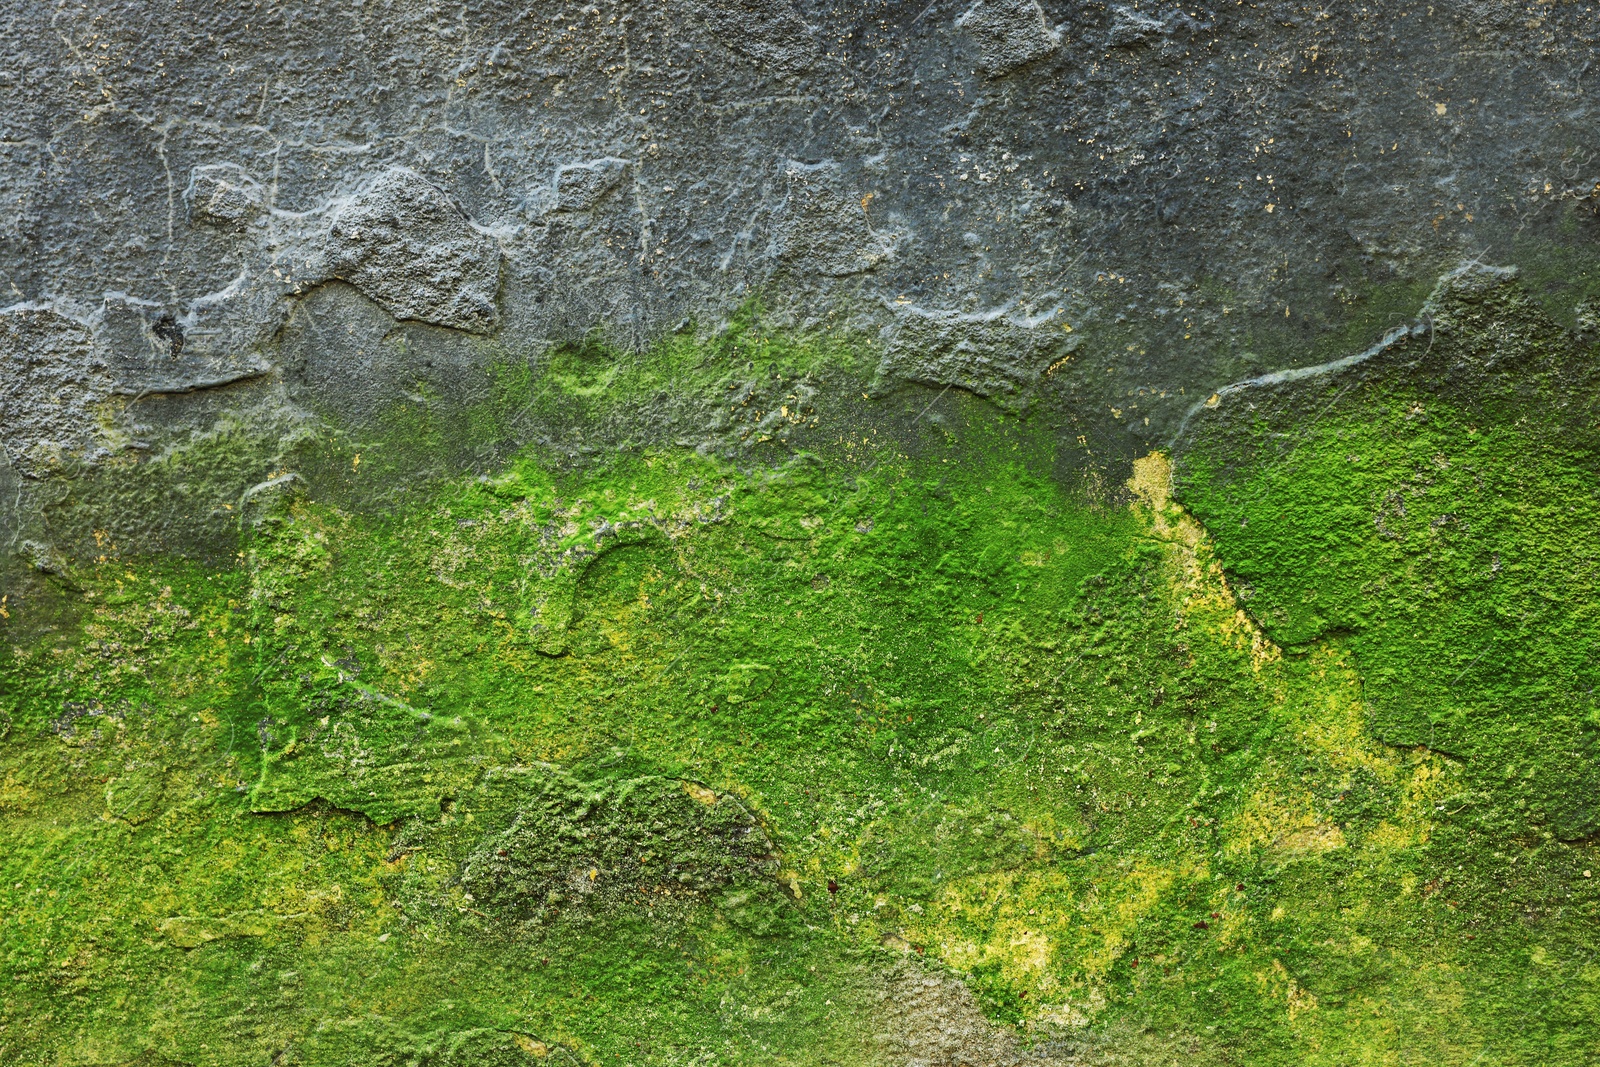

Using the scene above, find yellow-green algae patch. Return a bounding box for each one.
[4,295,1599,1064]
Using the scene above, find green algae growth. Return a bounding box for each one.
[4,278,1599,1065]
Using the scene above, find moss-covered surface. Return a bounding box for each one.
[5,277,1600,1064]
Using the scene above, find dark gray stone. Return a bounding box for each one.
[0,305,110,479]
[551,157,634,213]
[877,301,1072,407]
[775,160,897,277]
[702,0,819,74]
[956,0,1061,77]
[3,0,1600,565]
[325,168,502,335]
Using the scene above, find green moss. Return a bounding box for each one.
[1175,268,1600,1058]
[1176,268,1600,835]
[4,296,1599,1064]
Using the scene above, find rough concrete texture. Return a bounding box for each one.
[185,163,267,231]
[5,1,1597,433]
[1,0,1597,548]
[877,301,1072,406]
[326,167,503,333]
[776,159,899,277]
[0,306,109,479]
[956,0,1062,78]
[551,156,635,213]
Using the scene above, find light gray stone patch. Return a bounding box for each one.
[325,167,501,335]
[701,0,817,74]
[1106,5,1170,47]
[955,0,1061,78]
[97,291,275,399]
[0,305,113,478]
[550,157,633,213]
[774,161,896,278]
[183,163,265,230]
[877,303,1072,408]
[175,271,288,368]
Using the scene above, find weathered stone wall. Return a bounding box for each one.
[6,0,1600,563]
[5,6,1600,1066]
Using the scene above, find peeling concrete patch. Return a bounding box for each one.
[184,163,265,230]
[551,157,633,213]
[0,305,112,478]
[875,963,1073,1067]
[1105,5,1168,48]
[775,161,896,277]
[451,768,778,927]
[874,963,1212,1066]
[248,687,485,825]
[98,292,274,399]
[956,0,1060,78]
[327,168,502,334]
[158,910,271,949]
[877,304,1070,406]
[702,0,817,74]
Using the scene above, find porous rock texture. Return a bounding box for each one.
[0,306,109,479]
[326,167,503,334]
[4,0,1600,555]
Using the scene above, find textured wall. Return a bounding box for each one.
[7,0,1600,561]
